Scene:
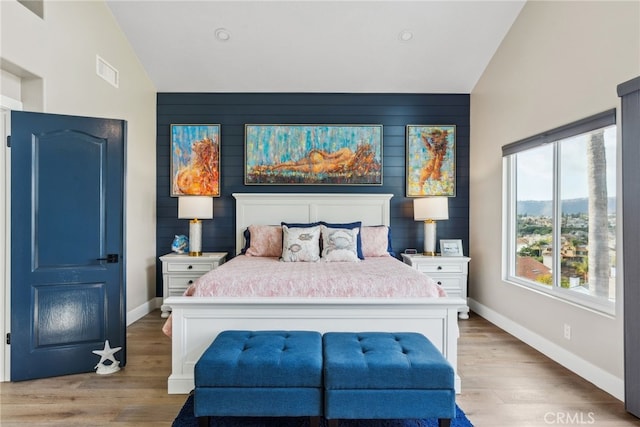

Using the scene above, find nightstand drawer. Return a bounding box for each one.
[167,288,191,297]
[442,289,462,299]
[160,252,227,318]
[430,276,464,290]
[164,261,215,273]
[401,253,470,319]
[416,263,464,274]
[166,275,200,290]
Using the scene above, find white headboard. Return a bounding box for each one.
[233,193,393,255]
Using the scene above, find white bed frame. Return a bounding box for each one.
[165,193,464,394]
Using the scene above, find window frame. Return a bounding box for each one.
[502,110,617,316]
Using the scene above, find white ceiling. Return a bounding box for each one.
[106,0,526,93]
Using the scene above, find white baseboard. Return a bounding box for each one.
[468,298,624,401]
[127,297,162,326]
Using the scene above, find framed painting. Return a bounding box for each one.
[440,239,464,257]
[170,124,220,197]
[406,125,456,197]
[244,124,383,185]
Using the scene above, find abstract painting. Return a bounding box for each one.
[245,124,383,185]
[171,124,220,197]
[406,125,456,197]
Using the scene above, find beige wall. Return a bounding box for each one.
[0,1,157,319]
[470,0,639,399]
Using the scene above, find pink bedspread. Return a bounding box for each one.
[186,255,446,298]
[162,255,446,336]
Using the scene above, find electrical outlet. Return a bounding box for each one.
[564,323,571,340]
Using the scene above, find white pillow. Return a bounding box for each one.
[281,225,321,262]
[320,225,360,262]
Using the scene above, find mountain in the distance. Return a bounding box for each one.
[517,198,617,216]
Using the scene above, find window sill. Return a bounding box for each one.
[505,276,616,318]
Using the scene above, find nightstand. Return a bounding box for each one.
[159,252,227,318]
[401,253,471,319]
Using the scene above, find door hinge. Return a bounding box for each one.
[6,135,10,147]
[6,333,10,345]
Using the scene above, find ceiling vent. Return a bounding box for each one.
[96,55,119,88]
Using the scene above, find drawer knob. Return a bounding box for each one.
[437,281,442,285]
[187,265,193,270]
[188,280,194,284]
[437,266,443,270]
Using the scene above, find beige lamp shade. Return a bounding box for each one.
[413,197,449,221]
[178,197,213,256]
[178,196,213,220]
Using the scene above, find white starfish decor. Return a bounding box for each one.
[92,340,122,375]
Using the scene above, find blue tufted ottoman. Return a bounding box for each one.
[194,330,323,427]
[323,332,456,427]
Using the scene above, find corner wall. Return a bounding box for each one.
[0,1,158,319]
[469,0,640,399]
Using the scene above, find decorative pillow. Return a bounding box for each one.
[244,225,282,257]
[281,225,321,262]
[320,225,360,262]
[319,221,364,259]
[240,228,251,254]
[281,221,321,228]
[361,225,393,257]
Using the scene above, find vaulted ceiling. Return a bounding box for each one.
[107,1,525,93]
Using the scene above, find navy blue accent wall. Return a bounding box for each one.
[156,93,469,295]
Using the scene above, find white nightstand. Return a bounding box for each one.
[401,253,471,319]
[159,252,227,318]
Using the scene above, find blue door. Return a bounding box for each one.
[10,111,126,381]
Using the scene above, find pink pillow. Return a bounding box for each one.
[245,225,282,257]
[361,226,391,257]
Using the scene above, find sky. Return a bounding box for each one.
[516,126,617,201]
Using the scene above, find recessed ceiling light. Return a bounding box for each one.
[215,28,231,42]
[399,30,413,42]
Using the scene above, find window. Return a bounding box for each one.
[503,110,617,313]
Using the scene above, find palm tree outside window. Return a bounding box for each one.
[502,110,617,314]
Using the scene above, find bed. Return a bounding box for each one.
[164,193,465,394]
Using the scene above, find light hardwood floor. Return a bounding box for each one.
[457,314,639,426]
[1,310,638,426]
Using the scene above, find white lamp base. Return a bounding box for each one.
[189,219,202,256]
[423,220,437,256]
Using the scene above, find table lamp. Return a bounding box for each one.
[178,196,213,256]
[413,197,449,256]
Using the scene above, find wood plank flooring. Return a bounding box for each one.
[457,314,639,426]
[0,310,638,426]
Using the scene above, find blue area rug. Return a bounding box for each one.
[173,394,473,427]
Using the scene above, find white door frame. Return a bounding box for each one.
[1,95,23,382]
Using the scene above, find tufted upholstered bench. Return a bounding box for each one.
[323,332,456,427]
[194,330,323,427]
